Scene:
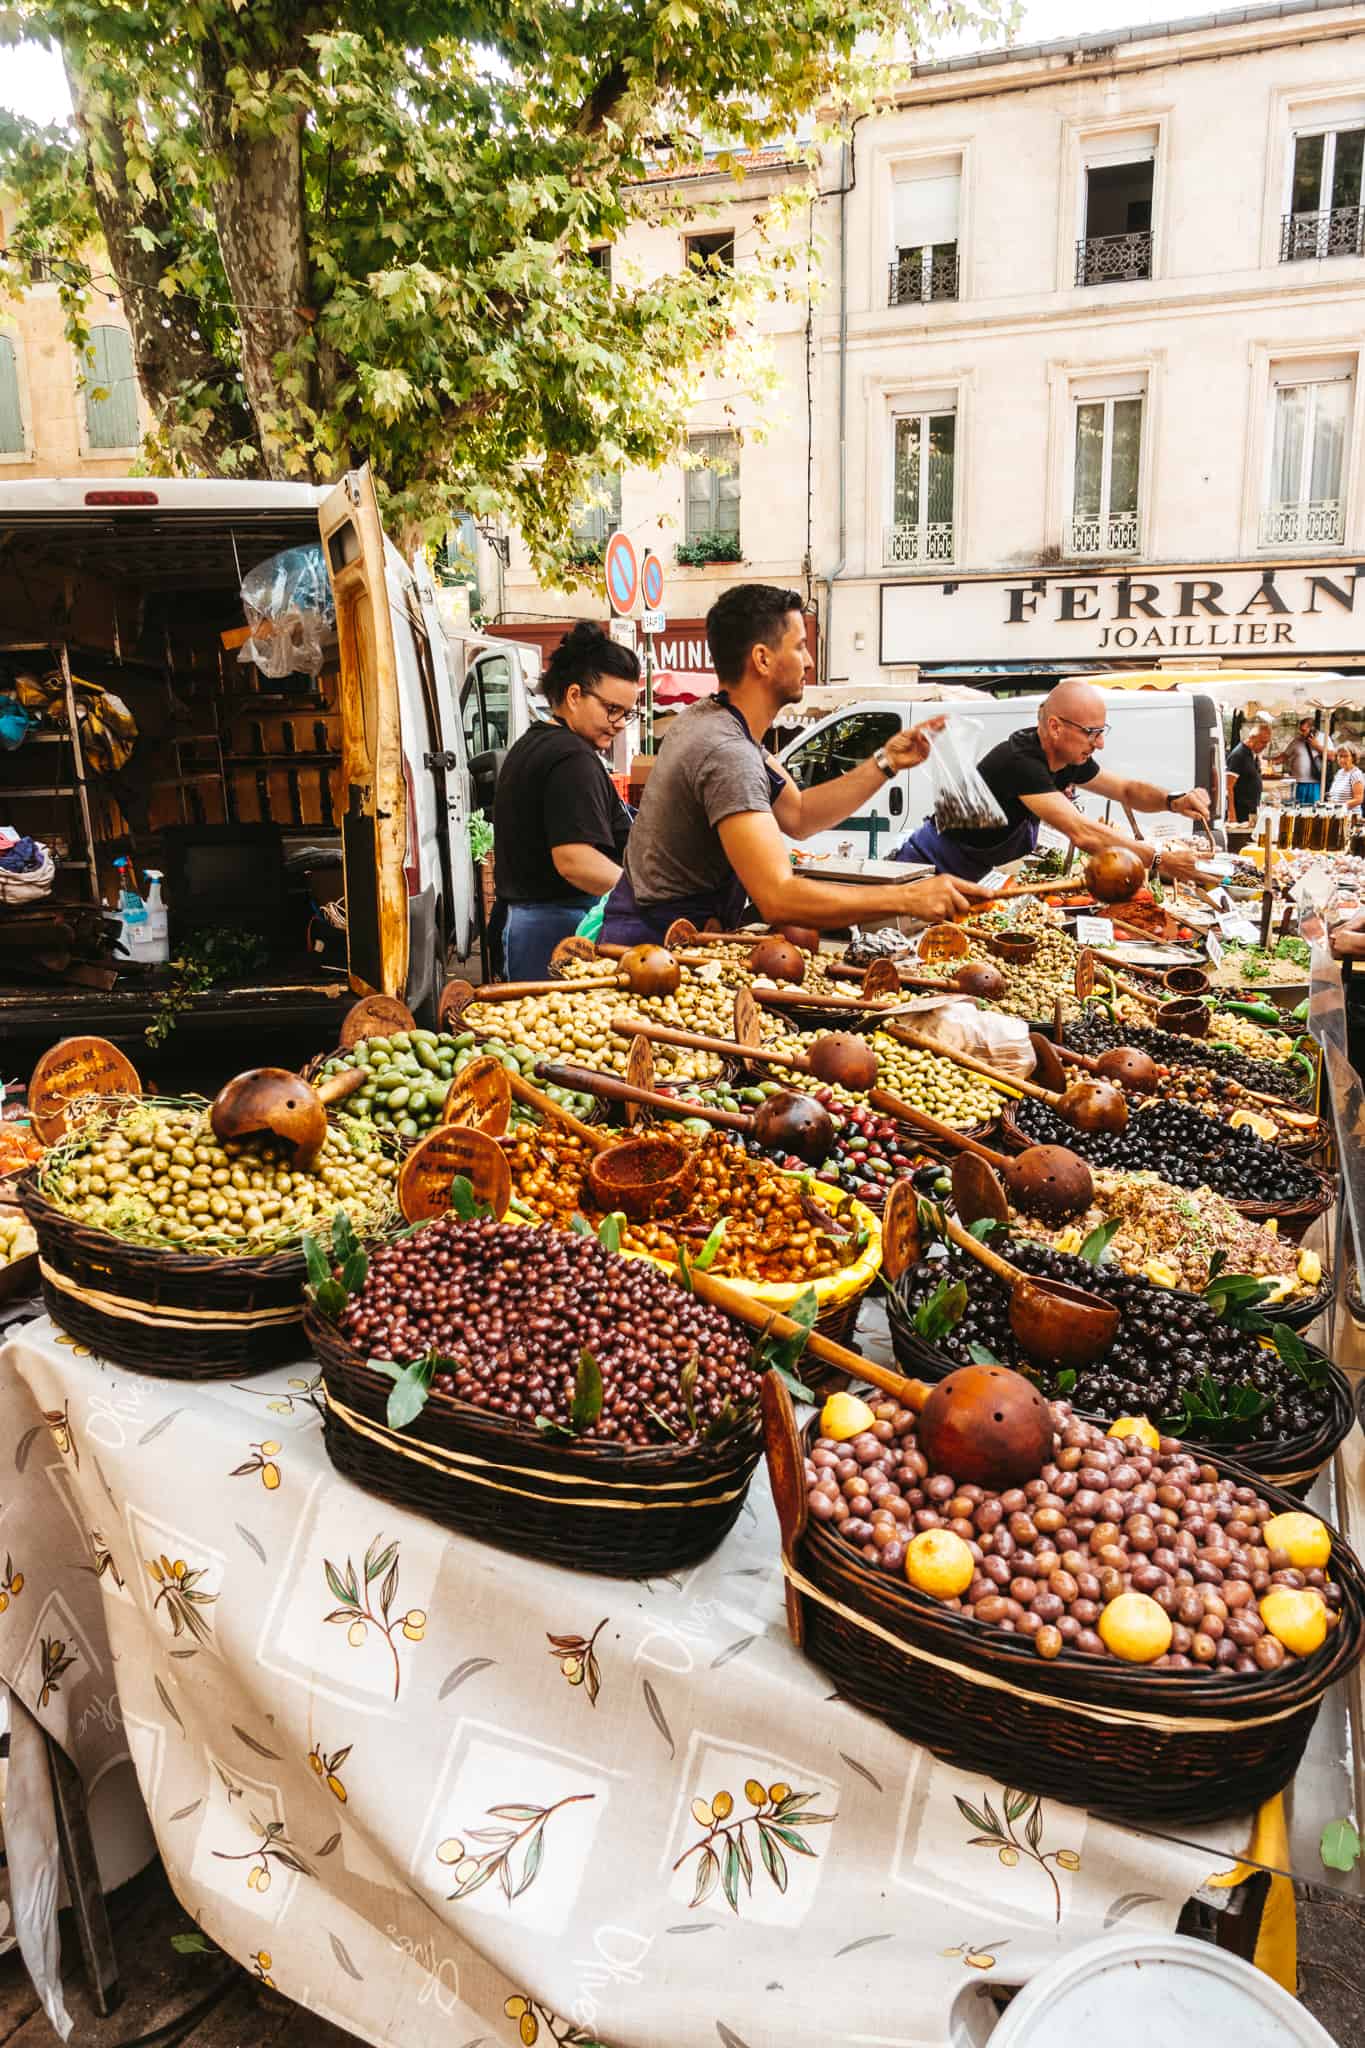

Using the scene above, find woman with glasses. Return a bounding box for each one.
[492,622,640,978]
[892,677,1210,881]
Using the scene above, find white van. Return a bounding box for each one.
[775,688,1225,862]
[0,468,495,1043]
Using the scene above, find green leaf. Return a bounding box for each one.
[967,1217,1003,1241]
[913,1277,968,1344]
[386,1356,434,1431]
[171,1932,215,1954]
[966,1342,1001,1366]
[596,1211,622,1253]
[1079,1219,1122,1265]
[773,1363,814,1404]
[568,1212,593,1237]
[571,1349,604,1432]
[1055,1369,1077,1395]
[694,1218,727,1270]
[1271,1321,1326,1387]
[680,1355,699,1432]
[1320,1819,1361,1873]
[676,1244,694,1292]
[312,1278,348,1318]
[535,1414,574,1437]
[302,1232,331,1293]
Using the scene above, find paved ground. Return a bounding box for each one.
[1,1857,1362,2045]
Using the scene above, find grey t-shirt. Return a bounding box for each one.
[623,697,777,906]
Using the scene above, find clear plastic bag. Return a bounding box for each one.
[929,717,1007,834]
[891,995,1036,1083]
[237,544,337,679]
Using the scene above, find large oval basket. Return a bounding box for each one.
[762,1377,1365,1826]
[16,1176,311,1379]
[306,1308,763,1576]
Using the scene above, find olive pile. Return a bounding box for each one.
[1010,1094,1319,1207]
[660,1077,933,1202]
[463,982,737,1084]
[339,1217,758,1445]
[893,1239,1332,1446]
[867,1035,1008,1128]
[317,1029,595,1135]
[40,1101,397,1253]
[1062,1016,1311,1101]
[806,1401,1342,1668]
[623,1133,856,1285]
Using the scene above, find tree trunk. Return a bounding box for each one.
[197,42,316,479]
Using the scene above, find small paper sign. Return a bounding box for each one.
[1035,824,1069,853]
[1075,915,1115,947]
[979,868,1010,893]
[1206,931,1224,966]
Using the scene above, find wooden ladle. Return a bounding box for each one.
[867,1089,1094,1222]
[610,1016,880,1091]
[888,1024,1129,1135]
[825,957,1009,1001]
[534,1058,838,1165]
[209,1064,368,1171]
[1046,1034,1162,1096]
[940,1203,1119,1370]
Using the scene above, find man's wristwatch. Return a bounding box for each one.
[874,746,895,778]
[1164,791,1188,808]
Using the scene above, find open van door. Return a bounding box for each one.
[317,468,409,997]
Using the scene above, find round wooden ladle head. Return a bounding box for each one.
[887,1024,1127,1135]
[867,1087,1094,1222]
[1042,1032,1161,1097]
[1084,846,1148,903]
[918,1363,1056,1490]
[612,1013,879,1093]
[535,1056,837,1165]
[209,1065,367,1171]
[941,1205,1119,1372]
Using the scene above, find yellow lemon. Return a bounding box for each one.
[1297,1248,1323,1286]
[1097,1591,1173,1663]
[1260,1586,1328,1656]
[1107,1415,1160,1452]
[905,1528,974,1600]
[1262,1512,1331,1570]
[1052,1227,1083,1255]
[820,1392,875,1442]
[1142,1259,1178,1288]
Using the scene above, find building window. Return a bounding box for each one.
[1261,371,1350,547]
[685,230,735,274]
[0,335,25,454]
[889,158,960,307]
[785,711,902,791]
[1281,125,1364,261]
[569,472,623,556]
[683,432,741,552]
[83,325,140,450]
[586,244,612,277]
[1076,156,1154,286]
[1067,394,1142,556]
[888,410,955,566]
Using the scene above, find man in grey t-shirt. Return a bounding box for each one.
[601,585,989,945]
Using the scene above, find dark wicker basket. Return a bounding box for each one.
[16,1175,311,1378]
[764,1380,1365,1825]
[997,1100,1336,1240]
[883,1275,1353,1497]
[307,1307,764,1574]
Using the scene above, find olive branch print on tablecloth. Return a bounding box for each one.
[231,1440,282,1490]
[309,1742,351,1803]
[942,1934,1012,1971]
[956,1788,1080,1923]
[674,1779,837,1913]
[44,1402,79,1466]
[38,1635,76,1708]
[503,1991,599,2046]
[212,1813,313,1894]
[0,1552,25,1611]
[322,1535,425,1702]
[436,1792,595,1906]
[232,1370,325,1422]
[146,1554,217,1648]
[85,1530,123,1587]
[547,1618,606,1705]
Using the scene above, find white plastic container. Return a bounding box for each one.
[138,869,170,965]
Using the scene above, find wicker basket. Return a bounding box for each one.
[997,1100,1336,1240]
[764,1379,1365,1825]
[882,1275,1353,1498]
[16,1176,312,1378]
[307,1307,762,1574]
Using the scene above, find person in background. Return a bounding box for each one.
[492,622,639,978]
[891,677,1209,881]
[601,583,991,944]
[1224,721,1271,826]
[1327,742,1364,811]
[1277,716,1326,804]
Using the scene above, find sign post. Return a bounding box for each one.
[639,550,666,754]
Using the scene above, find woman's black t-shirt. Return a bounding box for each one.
[492,722,632,906]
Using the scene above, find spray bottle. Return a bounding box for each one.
[111,856,147,960]
[140,868,170,964]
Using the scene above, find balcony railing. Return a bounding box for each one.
[1064,513,1141,557]
[888,244,960,307]
[1074,230,1153,286]
[1279,206,1365,262]
[1259,498,1345,547]
[885,520,954,567]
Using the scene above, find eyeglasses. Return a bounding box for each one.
[585,691,635,728]
[1055,715,1110,742]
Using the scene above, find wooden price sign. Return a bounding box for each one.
[397,1125,511,1223]
[862,957,902,999]
[1074,950,1097,1002]
[880,1177,922,1282]
[339,995,417,1049]
[624,1033,656,1128]
[733,985,762,1048]
[549,935,601,972]
[29,1037,143,1145]
[438,979,478,1031]
[919,923,970,964]
[441,1055,512,1134]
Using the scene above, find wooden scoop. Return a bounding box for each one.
[535,1059,837,1165]
[825,957,1008,1000]
[888,1024,1129,1134]
[867,1089,1094,1222]
[209,1064,368,1171]
[940,1206,1119,1370]
[1050,1035,1161,1095]
[611,1016,880,1091]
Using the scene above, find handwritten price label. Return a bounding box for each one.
[1074,915,1115,947]
[29,1037,143,1144]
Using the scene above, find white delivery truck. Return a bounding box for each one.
[0,468,533,1043]
[775,686,1225,863]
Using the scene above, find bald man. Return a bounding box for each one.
[892,680,1211,882]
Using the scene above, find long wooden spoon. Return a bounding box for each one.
[610,1016,880,1091]
[534,1059,837,1165]
[939,1205,1118,1370]
[867,1089,1095,1222]
[209,1064,367,1170]
[887,1023,1129,1134]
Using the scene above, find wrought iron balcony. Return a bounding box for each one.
[885,520,954,567]
[1279,206,1365,262]
[1074,230,1153,287]
[888,245,959,307]
[1064,513,1141,557]
[1259,499,1345,547]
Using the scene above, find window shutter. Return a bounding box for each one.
[85,326,140,450]
[0,336,23,454]
[893,165,960,249]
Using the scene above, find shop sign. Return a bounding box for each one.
[881,562,1364,665]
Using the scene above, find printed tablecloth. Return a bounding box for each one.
[0,1313,1245,2048]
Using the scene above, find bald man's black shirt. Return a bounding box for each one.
[950,727,1103,852]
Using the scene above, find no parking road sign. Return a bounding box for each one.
[604,530,639,617]
[641,549,665,612]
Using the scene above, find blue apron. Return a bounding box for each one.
[894,812,1039,882]
[601,697,785,946]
